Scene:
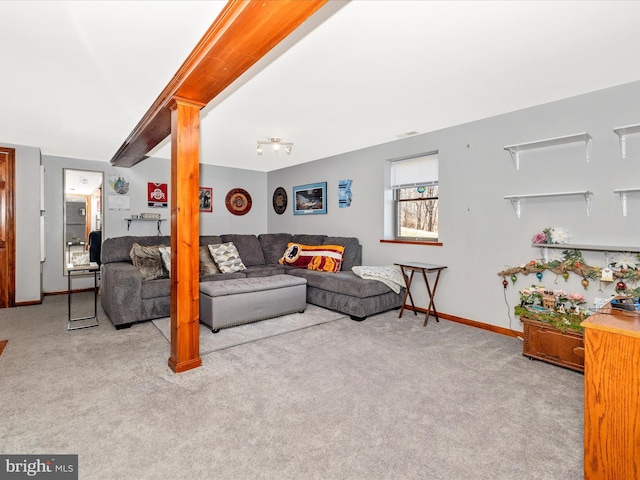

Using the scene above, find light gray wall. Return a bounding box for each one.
[11,80,640,330]
[0,142,43,304]
[42,155,266,293]
[268,80,640,331]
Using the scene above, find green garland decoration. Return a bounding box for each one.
[498,249,640,290]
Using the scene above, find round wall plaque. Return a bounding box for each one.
[272,187,287,214]
[225,188,252,216]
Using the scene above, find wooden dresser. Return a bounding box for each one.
[582,308,640,480]
[521,317,584,372]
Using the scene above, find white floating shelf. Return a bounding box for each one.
[504,191,593,218]
[533,243,640,263]
[613,187,640,216]
[613,124,640,158]
[504,132,592,170]
[532,243,640,253]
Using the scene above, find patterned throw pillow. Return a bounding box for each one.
[208,242,247,273]
[129,243,167,280]
[199,245,220,277]
[279,243,345,273]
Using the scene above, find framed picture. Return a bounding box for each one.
[71,252,90,266]
[199,187,212,212]
[293,182,327,215]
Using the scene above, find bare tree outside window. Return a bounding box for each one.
[396,185,438,239]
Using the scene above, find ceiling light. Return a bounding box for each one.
[257,136,293,155]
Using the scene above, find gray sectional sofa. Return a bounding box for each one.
[100,233,404,329]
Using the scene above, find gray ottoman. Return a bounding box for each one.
[199,275,307,332]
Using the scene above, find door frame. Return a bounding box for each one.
[0,146,16,308]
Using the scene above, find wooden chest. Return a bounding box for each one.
[521,317,584,373]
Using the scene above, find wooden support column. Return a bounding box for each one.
[167,97,205,373]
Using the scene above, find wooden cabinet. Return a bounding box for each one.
[521,317,584,372]
[582,309,640,480]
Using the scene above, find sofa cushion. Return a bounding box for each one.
[209,242,247,273]
[324,236,360,271]
[258,233,293,265]
[141,277,170,299]
[287,270,393,298]
[279,243,345,272]
[200,235,223,247]
[102,235,170,264]
[200,271,247,282]
[199,245,220,277]
[292,234,327,246]
[221,234,265,267]
[130,243,167,280]
[145,244,223,279]
[244,265,287,278]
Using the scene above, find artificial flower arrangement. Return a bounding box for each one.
[531,226,571,245]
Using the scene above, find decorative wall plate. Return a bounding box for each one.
[225,188,252,216]
[272,187,287,214]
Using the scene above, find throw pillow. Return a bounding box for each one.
[199,245,220,277]
[158,246,171,277]
[208,242,247,273]
[279,243,345,272]
[129,243,167,280]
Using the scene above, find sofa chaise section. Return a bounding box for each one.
[287,269,402,321]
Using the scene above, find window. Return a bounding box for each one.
[391,153,439,241]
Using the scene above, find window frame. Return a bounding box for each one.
[391,153,439,242]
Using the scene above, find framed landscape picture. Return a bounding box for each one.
[293,182,327,215]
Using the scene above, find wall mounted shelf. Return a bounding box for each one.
[504,191,593,218]
[504,132,592,170]
[125,218,166,235]
[613,123,640,158]
[613,187,640,216]
[533,242,640,263]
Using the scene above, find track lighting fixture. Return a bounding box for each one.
[256,136,293,155]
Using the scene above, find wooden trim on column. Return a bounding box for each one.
[110,0,328,168]
[167,98,205,374]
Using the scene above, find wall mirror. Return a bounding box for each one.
[63,169,104,274]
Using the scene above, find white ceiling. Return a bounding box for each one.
[3,1,640,173]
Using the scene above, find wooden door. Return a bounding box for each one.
[0,147,16,308]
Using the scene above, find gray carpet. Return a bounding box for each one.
[0,293,584,480]
[152,304,345,355]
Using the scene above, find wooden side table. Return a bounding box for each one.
[395,262,447,326]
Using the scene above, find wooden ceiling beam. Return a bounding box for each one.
[110,0,329,168]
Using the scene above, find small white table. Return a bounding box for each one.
[67,262,100,331]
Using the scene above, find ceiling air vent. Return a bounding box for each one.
[396,131,419,139]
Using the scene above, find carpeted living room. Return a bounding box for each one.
[1,292,583,479]
[3,1,640,479]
